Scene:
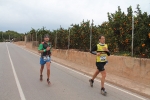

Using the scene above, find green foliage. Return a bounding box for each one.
[1,4,149,58]
[0,30,22,42]
[25,4,149,58]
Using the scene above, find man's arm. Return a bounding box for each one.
[105,51,110,56]
[38,43,51,53]
[90,45,97,55]
[38,44,45,53]
[103,45,110,56]
[48,42,52,56]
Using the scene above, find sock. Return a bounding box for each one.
[101,87,105,90]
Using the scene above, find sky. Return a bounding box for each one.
[0,0,150,33]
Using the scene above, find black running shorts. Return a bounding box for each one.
[96,62,106,71]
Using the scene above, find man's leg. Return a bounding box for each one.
[40,57,45,81]
[40,65,44,81]
[46,62,50,83]
[40,65,44,75]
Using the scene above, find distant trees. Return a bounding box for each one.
[0,30,23,42]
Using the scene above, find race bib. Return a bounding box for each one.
[100,56,106,61]
[43,56,50,61]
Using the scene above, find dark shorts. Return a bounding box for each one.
[96,62,106,71]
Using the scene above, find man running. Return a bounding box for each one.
[38,34,52,84]
[89,35,110,95]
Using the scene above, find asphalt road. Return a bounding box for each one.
[0,42,149,100]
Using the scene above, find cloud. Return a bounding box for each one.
[0,0,150,33]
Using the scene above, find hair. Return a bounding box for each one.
[44,34,49,38]
[99,35,105,39]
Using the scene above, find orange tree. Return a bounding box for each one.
[134,4,150,57]
[69,23,82,49]
[107,6,132,53]
[56,28,68,49]
[79,20,90,51]
[69,20,90,51]
[26,5,149,58]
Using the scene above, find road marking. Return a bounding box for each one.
[6,43,26,100]
[53,62,147,100]
[14,44,147,100]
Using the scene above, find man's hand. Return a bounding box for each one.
[103,47,109,52]
[46,47,51,51]
[97,53,101,56]
[49,53,52,57]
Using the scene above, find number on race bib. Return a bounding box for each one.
[43,56,50,61]
[43,56,47,61]
[100,56,106,61]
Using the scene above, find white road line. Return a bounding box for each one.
[6,43,26,100]
[14,44,147,100]
[53,62,147,100]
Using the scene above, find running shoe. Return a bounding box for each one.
[47,78,51,84]
[89,79,94,87]
[101,88,107,96]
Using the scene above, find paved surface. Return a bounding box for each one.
[0,42,149,100]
